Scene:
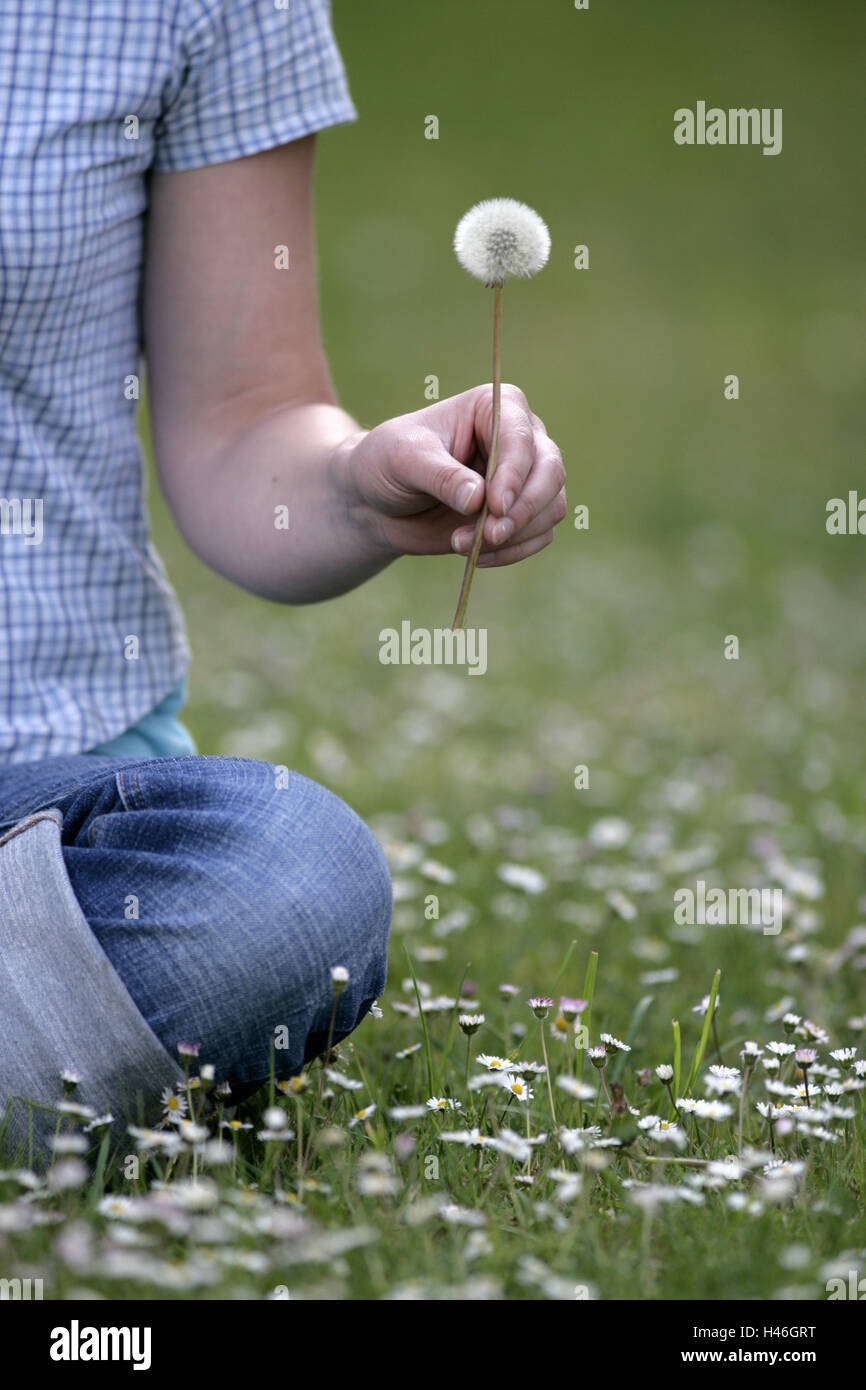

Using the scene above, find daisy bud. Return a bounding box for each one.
[636,1068,652,1088]
[60,1069,82,1094]
[782,1012,801,1034]
[559,997,588,1023]
[588,1046,607,1070]
[459,1013,485,1035]
[656,1064,674,1082]
[200,1064,215,1084]
[527,996,553,1020]
[177,1042,201,1058]
[331,965,350,993]
[795,1048,817,1069]
[263,1106,289,1131]
[454,198,551,287]
[829,1047,856,1070]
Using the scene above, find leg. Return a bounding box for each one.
[48,756,392,1086]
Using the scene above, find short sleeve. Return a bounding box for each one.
[152,0,357,172]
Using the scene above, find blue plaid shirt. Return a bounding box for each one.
[0,0,356,764]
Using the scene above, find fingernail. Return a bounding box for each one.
[491,517,515,544]
[456,480,478,513]
[451,529,471,554]
[501,490,515,514]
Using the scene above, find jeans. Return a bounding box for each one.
[0,754,392,1092]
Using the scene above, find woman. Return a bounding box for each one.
[0,0,566,1154]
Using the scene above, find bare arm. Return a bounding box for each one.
[142,136,566,604]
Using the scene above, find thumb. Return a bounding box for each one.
[384,427,484,516]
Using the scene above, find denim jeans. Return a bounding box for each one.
[0,754,392,1092]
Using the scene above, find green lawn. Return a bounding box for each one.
[2,0,864,1301]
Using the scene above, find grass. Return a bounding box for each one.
[2,0,865,1302]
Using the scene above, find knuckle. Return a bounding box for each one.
[553,491,568,523]
[501,381,529,410]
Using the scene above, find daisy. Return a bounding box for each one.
[177,1042,201,1058]
[766,1041,795,1057]
[488,1128,532,1162]
[693,1100,734,1121]
[395,1043,423,1060]
[501,1074,533,1103]
[459,1014,485,1035]
[83,1114,114,1133]
[476,1053,510,1071]
[556,1076,596,1101]
[497,864,548,895]
[643,1121,687,1149]
[440,1129,487,1148]
[600,1033,630,1054]
[160,1088,187,1122]
[324,1068,364,1091]
[426,1097,461,1112]
[348,1104,377,1129]
[656,1064,674,1082]
[527,996,553,1019]
[559,997,588,1021]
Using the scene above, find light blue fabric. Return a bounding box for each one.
[0,0,357,765]
[84,677,198,759]
[0,809,185,1165]
[0,756,393,1118]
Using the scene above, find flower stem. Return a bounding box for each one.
[452,282,502,630]
[539,1021,557,1127]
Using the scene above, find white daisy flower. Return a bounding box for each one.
[426,1097,462,1112]
[656,1064,674,1082]
[693,1100,734,1121]
[476,1053,510,1071]
[556,1076,596,1101]
[348,1105,377,1128]
[324,1069,364,1091]
[440,1129,487,1148]
[829,1047,857,1067]
[500,1074,533,1103]
[497,864,548,895]
[643,1121,687,1149]
[160,1088,187,1121]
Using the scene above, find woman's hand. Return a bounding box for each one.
[335,383,567,569]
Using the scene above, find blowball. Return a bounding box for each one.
[454,198,550,285]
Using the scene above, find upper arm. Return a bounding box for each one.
[141,135,337,494]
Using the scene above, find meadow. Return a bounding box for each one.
[1,0,864,1301]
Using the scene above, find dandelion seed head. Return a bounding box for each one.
[454,198,550,285]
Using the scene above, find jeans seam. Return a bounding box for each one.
[116,769,147,812]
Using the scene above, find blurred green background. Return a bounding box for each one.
[141,0,866,1007]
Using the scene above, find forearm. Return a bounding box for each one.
[160,400,394,604]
